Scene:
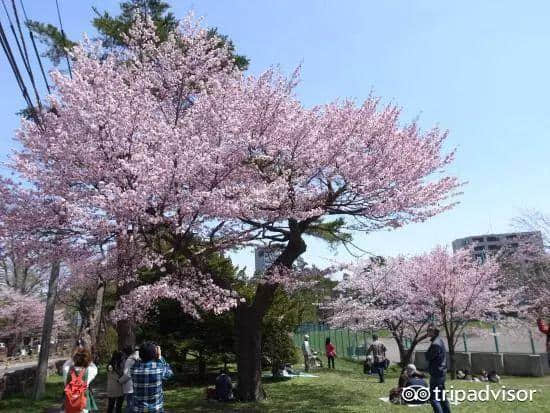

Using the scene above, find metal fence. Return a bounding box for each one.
[294,323,548,362]
[293,323,389,359]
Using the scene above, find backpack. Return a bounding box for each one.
[64,367,88,413]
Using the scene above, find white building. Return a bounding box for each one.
[452,231,544,260]
[254,245,283,274]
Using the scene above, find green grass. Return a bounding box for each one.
[164,358,550,412]
[0,374,64,413]
[3,358,550,412]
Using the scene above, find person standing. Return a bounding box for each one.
[426,324,451,413]
[366,334,387,383]
[536,317,550,366]
[63,347,98,413]
[325,337,336,369]
[119,346,140,413]
[107,351,125,413]
[301,335,312,372]
[131,342,173,412]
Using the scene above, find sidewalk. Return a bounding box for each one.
[1,357,66,376]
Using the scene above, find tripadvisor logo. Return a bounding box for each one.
[401,385,537,403]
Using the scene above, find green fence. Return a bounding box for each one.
[293,323,383,359]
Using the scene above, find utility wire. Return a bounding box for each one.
[0,19,38,123]
[10,0,42,109]
[1,0,42,113]
[54,0,71,78]
[19,0,51,94]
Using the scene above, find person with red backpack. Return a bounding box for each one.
[63,347,98,413]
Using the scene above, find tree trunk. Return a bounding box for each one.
[117,318,136,350]
[6,336,18,357]
[116,281,136,350]
[448,341,456,379]
[235,304,264,401]
[235,220,307,401]
[88,278,105,353]
[32,261,60,400]
[198,352,206,379]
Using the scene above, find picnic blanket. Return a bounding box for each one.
[262,372,319,378]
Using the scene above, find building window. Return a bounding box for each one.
[486,236,499,242]
[472,237,484,242]
[474,246,485,251]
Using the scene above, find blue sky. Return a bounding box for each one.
[1,1,549,275]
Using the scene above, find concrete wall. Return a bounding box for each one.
[450,352,471,371]
[0,359,65,400]
[541,353,550,375]
[503,354,545,377]
[414,351,471,371]
[470,352,504,374]
[409,350,550,377]
[414,351,428,371]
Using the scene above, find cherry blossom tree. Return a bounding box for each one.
[410,246,521,376]
[0,288,45,356]
[327,257,432,366]
[4,14,462,400]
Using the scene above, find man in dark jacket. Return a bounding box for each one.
[426,325,451,413]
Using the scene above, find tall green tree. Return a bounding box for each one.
[27,0,248,70]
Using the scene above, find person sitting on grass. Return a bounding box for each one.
[215,368,234,402]
[488,370,500,383]
[131,342,173,413]
[478,369,489,382]
[284,363,298,375]
[389,364,426,405]
[363,355,373,375]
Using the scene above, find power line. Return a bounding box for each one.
[54,0,71,78]
[19,0,51,94]
[10,0,42,108]
[0,19,36,121]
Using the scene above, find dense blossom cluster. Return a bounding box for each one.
[0,288,45,338]
[1,15,460,321]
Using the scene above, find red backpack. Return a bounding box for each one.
[64,368,88,413]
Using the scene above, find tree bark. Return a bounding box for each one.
[235,303,264,401]
[235,223,306,401]
[448,340,456,379]
[88,277,105,352]
[116,281,136,350]
[116,318,136,350]
[198,352,206,379]
[32,261,60,400]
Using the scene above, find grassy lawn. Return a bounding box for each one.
[2,358,549,412]
[0,374,64,413]
[164,358,550,412]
